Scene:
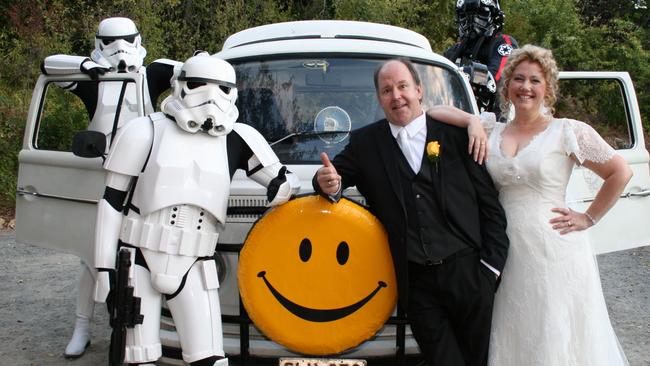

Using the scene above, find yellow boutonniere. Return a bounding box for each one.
[426,140,441,172]
[426,141,441,162]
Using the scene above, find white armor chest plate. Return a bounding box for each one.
[132,119,231,223]
[87,68,153,136]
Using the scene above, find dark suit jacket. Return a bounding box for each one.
[314,115,509,309]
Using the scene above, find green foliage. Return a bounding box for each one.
[0,0,649,209]
[0,87,27,206]
[36,85,89,151]
[144,0,292,60]
[332,0,456,50]
[502,0,649,147]
[504,0,586,65]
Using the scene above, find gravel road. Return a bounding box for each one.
[1,231,647,365]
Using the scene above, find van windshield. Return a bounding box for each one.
[233,58,471,164]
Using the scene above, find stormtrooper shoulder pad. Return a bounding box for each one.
[104,115,155,176]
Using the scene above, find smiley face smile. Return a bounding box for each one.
[257,270,387,322]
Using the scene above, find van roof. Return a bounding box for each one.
[222,20,432,52]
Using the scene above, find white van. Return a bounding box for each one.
[15,20,650,365]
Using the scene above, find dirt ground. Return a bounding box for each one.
[0,230,648,366]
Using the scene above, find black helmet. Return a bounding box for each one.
[456,0,505,39]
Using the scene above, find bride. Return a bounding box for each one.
[431,44,631,365]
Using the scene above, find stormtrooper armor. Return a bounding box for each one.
[41,18,178,145]
[41,55,179,142]
[94,54,299,365]
[41,48,148,141]
[40,17,178,359]
[43,17,147,77]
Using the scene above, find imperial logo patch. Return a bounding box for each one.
[498,43,513,56]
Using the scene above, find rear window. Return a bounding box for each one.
[35,79,139,151]
[557,78,633,150]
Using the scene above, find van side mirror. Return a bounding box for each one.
[72,130,106,158]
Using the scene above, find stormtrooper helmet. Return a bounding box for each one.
[456,0,505,40]
[161,55,239,137]
[91,17,147,72]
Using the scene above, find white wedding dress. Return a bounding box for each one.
[482,115,629,366]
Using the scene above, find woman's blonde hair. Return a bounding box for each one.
[499,44,559,118]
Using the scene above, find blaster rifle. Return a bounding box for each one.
[109,248,144,366]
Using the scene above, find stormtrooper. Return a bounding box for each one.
[93,54,300,365]
[42,17,178,145]
[40,17,179,358]
[444,0,518,113]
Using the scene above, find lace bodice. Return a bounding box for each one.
[481,114,615,202]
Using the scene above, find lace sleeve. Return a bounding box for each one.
[479,111,497,135]
[562,119,615,165]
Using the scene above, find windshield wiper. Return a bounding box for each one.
[270,130,350,145]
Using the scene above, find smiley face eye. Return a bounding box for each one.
[336,241,349,265]
[299,238,312,262]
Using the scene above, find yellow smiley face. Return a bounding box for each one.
[238,195,397,355]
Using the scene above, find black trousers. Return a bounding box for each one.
[407,250,496,366]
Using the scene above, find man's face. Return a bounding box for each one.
[376,61,423,126]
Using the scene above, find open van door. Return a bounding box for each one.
[15,73,145,265]
[561,72,650,254]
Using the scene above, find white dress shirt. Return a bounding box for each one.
[388,111,426,173]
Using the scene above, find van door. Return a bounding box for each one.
[15,73,144,265]
[560,72,650,254]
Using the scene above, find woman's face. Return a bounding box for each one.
[507,60,547,116]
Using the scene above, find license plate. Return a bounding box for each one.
[279,357,367,366]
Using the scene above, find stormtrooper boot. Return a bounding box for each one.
[64,315,91,358]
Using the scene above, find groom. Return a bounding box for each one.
[313,58,509,365]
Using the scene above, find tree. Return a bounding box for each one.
[0,0,648,208]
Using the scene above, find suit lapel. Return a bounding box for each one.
[376,121,407,214]
[425,116,445,213]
